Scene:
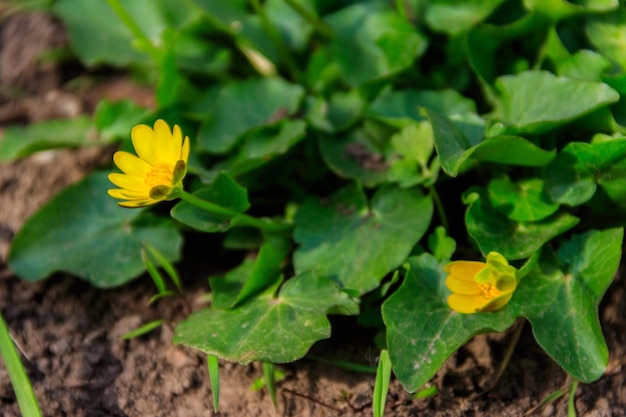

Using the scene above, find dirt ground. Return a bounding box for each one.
[1,10,625,417]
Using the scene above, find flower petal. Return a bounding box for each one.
[181,136,190,162]
[446,275,481,295]
[108,188,149,200]
[447,294,489,314]
[154,119,177,163]
[118,199,155,208]
[444,261,486,281]
[108,173,148,192]
[113,151,152,177]
[172,124,183,158]
[132,124,158,164]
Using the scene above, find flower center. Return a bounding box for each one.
[145,162,173,188]
[478,283,502,300]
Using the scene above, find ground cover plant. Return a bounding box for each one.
[2,0,626,415]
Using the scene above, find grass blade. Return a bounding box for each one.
[141,247,167,295]
[373,349,391,417]
[262,362,278,408]
[207,354,220,413]
[121,319,164,340]
[143,242,182,293]
[0,312,43,417]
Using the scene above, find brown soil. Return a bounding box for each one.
[1,10,625,417]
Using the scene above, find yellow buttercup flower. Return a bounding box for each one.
[444,252,517,314]
[108,119,190,207]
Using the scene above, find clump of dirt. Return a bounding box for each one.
[1,9,625,417]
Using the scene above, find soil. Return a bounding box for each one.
[1,10,626,417]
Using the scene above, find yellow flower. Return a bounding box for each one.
[108,119,190,207]
[444,252,517,314]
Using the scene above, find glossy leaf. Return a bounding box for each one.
[318,130,390,187]
[174,271,359,364]
[294,184,433,294]
[424,0,508,35]
[326,2,426,86]
[198,77,304,153]
[53,0,194,66]
[428,110,554,176]
[366,89,476,126]
[232,234,291,307]
[488,177,559,222]
[8,172,182,287]
[493,71,619,134]
[465,193,579,260]
[382,254,516,391]
[586,6,626,71]
[545,139,626,206]
[226,120,307,177]
[510,228,623,382]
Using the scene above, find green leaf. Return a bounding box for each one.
[510,228,623,382]
[174,271,359,364]
[545,139,626,206]
[428,110,554,176]
[294,184,433,294]
[465,193,579,260]
[226,120,307,177]
[366,89,476,126]
[318,130,390,187]
[427,226,456,262]
[171,173,250,232]
[0,117,94,161]
[7,172,182,287]
[52,0,194,66]
[94,99,152,143]
[427,110,481,176]
[326,2,427,86]
[493,71,619,134]
[233,234,291,307]
[424,0,508,35]
[586,6,626,72]
[488,177,560,222]
[209,259,256,310]
[197,77,304,154]
[382,254,516,391]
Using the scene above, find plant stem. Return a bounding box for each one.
[283,0,333,39]
[249,0,302,81]
[0,312,43,417]
[106,0,161,63]
[178,190,292,233]
[395,0,408,19]
[568,378,579,417]
[429,187,449,231]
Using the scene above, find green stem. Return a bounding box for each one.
[567,378,579,417]
[283,0,333,39]
[249,0,302,81]
[106,0,161,63]
[178,190,292,233]
[395,0,408,19]
[0,312,43,417]
[429,187,449,231]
